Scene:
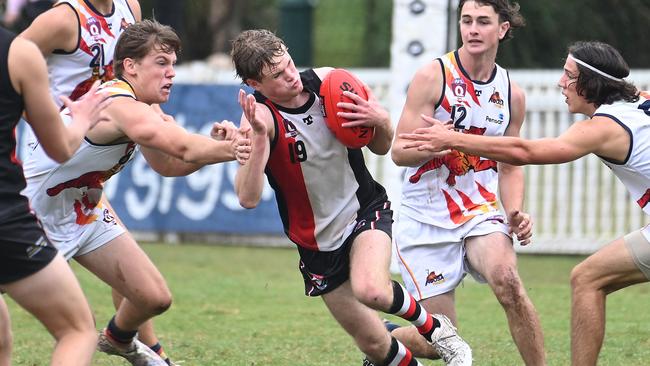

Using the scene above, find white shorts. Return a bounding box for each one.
[47,207,126,261]
[395,214,510,301]
[624,225,650,280]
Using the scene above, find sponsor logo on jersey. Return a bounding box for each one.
[425,270,445,285]
[489,89,504,107]
[452,78,467,97]
[302,115,314,125]
[485,114,504,125]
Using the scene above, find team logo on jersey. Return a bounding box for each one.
[87,17,102,41]
[283,118,299,138]
[425,270,445,286]
[489,89,504,107]
[451,78,467,97]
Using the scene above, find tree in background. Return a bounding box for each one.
[137,0,648,69]
[139,0,277,61]
[497,0,650,69]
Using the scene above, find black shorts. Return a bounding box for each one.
[297,199,393,296]
[0,213,58,285]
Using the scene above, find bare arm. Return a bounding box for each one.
[400,111,626,166]
[19,4,78,55]
[497,83,532,245]
[234,90,273,209]
[497,82,525,214]
[392,60,446,167]
[126,0,142,21]
[9,38,108,163]
[138,111,203,176]
[108,99,243,171]
[446,117,621,165]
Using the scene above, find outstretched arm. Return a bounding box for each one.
[108,99,248,173]
[401,114,617,166]
[139,110,248,176]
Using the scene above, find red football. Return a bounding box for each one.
[320,68,374,148]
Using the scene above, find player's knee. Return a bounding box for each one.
[570,262,595,292]
[352,281,391,310]
[149,290,172,315]
[139,286,172,315]
[490,265,524,307]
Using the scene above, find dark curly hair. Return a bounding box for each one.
[569,41,639,106]
[458,0,526,42]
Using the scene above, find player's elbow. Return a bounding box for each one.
[236,187,261,209]
[391,145,414,167]
[238,196,259,209]
[369,141,390,156]
[508,155,529,166]
[47,147,74,164]
[391,148,405,166]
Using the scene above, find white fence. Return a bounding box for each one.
[511,70,650,254]
[175,64,650,254]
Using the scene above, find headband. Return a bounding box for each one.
[568,54,624,82]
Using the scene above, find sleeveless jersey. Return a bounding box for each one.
[400,50,512,229]
[22,79,137,243]
[258,69,386,252]
[0,27,33,222]
[47,0,135,107]
[595,96,650,216]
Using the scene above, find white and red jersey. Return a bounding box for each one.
[47,0,135,107]
[399,51,512,235]
[257,69,387,252]
[595,95,650,216]
[21,80,137,244]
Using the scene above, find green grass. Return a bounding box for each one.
[5,244,650,365]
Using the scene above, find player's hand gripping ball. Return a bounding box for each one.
[320,69,374,148]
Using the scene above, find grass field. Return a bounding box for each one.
[5,243,650,365]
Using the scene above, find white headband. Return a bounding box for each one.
[568,54,624,82]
